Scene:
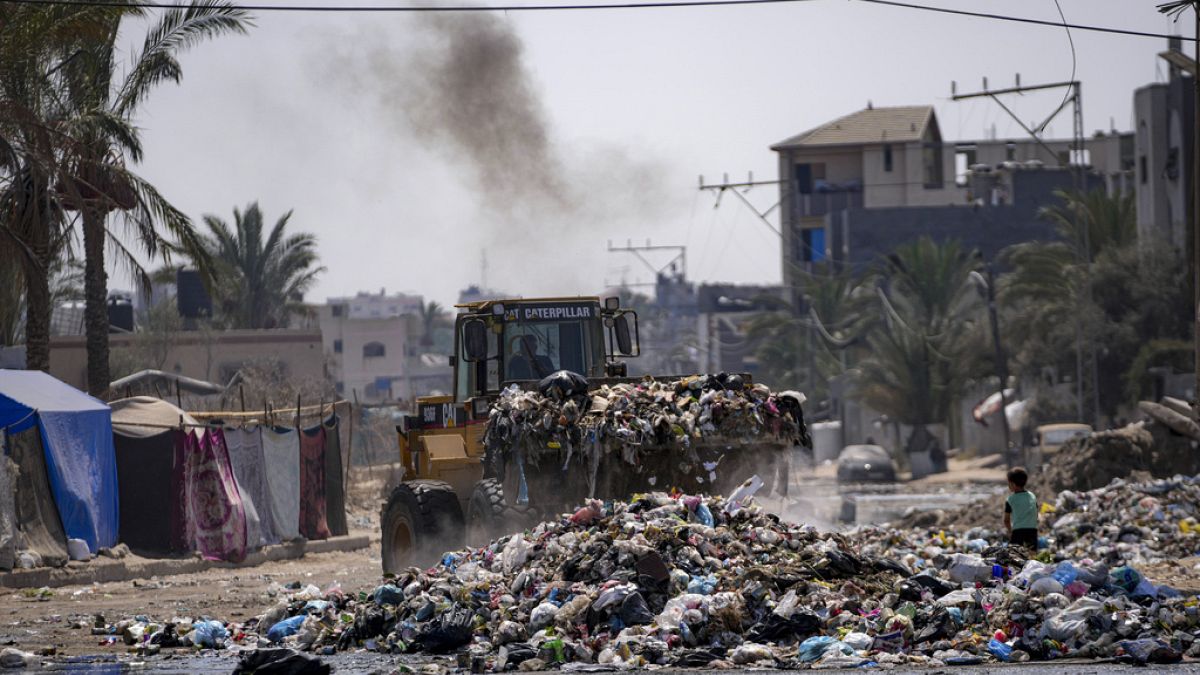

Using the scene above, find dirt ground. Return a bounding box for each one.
[0,546,385,658]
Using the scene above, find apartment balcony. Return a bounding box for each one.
[791,189,863,218]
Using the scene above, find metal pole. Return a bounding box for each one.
[984,262,1013,467]
[1194,8,1200,420]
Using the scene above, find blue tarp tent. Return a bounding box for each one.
[0,370,118,552]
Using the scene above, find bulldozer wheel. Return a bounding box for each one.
[380,480,464,574]
[466,478,535,547]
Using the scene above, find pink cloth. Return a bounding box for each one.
[299,426,331,541]
[184,429,248,562]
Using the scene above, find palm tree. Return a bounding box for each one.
[56,1,250,395]
[196,202,325,329]
[855,237,984,433]
[418,300,445,347]
[0,2,248,387]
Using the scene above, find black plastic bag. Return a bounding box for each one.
[537,370,589,401]
[498,642,539,670]
[912,607,953,644]
[620,592,654,625]
[232,648,330,675]
[413,606,475,653]
[747,611,821,642]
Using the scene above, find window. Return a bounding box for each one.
[1140,155,1148,184]
[335,381,344,394]
[331,304,344,317]
[954,147,976,187]
[800,227,826,262]
[1005,143,1016,161]
[793,162,825,195]
[922,143,944,189]
[363,341,386,358]
[333,339,343,354]
[883,145,893,173]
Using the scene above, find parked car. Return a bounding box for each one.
[1031,423,1092,465]
[836,444,897,483]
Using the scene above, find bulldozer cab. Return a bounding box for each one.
[454,297,639,405]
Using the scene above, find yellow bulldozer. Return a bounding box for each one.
[380,296,806,572]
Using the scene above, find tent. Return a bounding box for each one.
[0,370,118,552]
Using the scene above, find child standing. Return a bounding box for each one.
[1004,467,1038,549]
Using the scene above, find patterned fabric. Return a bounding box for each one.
[226,427,279,547]
[262,428,301,541]
[300,425,331,540]
[8,425,68,567]
[184,430,247,562]
[323,416,348,537]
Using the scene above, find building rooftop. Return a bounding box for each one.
[771,105,934,150]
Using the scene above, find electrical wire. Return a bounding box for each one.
[1037,0,1077,136]
[0,0,1194,42]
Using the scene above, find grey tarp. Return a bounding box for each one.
[262,427,300,541]
[323,416,348,537]
[8,425,68,567]
[0,430,15,569]
[225,427,277,548]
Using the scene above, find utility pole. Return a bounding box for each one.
[952,76,1101,427]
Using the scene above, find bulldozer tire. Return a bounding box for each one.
[466,478,535,547]
[380,480,464,574]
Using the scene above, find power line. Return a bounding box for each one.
[0,0,1195,42]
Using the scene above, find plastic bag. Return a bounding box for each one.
[730,643,773,665]
[620,592,654,626]
[724,475,764,515]
[842,632,872,651]
[799,635,835,662]
[936,588,976,606]
[1051,561,1078,586]
[1029,576,1064,596]
[987,638,1012,662]
[267,615,306,643]
[530,602,559,631]
[414,606,475,653]
[371,584,403,606]
[502,536,533,573]
[193,620,229,648]
[232,648,330,675]
[537,370,589,400]
[687,574,717,595]
[948,553,993,584]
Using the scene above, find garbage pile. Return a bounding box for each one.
[484,372,810,468]
[1033,421,1198,497]
[184,487,1197,669]
[1048,474,1200,564]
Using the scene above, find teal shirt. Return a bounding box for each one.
[1006,490,1038,530]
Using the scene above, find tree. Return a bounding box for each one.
[57,1,250,396]
[999,189,1184,419]
[196,202,325,329]
[854,237,985,433]
[0,2,248,389]
[418,300,445,347]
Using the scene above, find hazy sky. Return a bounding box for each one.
[121,0,1193,307]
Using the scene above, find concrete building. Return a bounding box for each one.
[318,291,452,404]
[695,283,785,383]
[772,104,1133,298]
[1133,37,1196,251]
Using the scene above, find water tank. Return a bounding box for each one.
[176,269,212,319]
[107,296,134,333]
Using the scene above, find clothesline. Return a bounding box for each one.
[189,400,350,420]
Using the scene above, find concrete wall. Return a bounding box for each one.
[49,329,325,392]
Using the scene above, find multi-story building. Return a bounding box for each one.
[318,290,452,404]
[771,104,1133,300]
[1133,37,1196,251]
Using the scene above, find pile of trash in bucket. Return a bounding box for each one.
[484,373,810,465]
[78,482,1200,669]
